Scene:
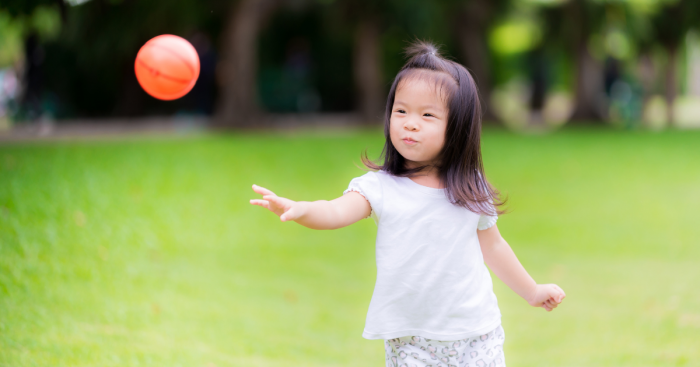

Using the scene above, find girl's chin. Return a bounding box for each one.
[396,148,435,165]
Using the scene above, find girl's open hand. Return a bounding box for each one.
[249,184,305,222]
[528,284,566,312]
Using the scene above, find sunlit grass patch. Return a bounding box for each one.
[1,127,699,366]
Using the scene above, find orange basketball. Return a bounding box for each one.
[135,34,200,100]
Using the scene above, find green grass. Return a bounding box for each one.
[1,127,699,366]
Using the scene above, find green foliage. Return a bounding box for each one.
[490,19,542,56]
[1,127,700,366]
[0,5,62,68]
[29,6,61,39]
[0,0,58,17]
[649,0,700,48]
[0,12,24,67]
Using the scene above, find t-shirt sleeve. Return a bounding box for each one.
[343,171,383,220]
[475,170,498,230]
[477,211,498,230]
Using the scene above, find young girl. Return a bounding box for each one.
[250,41,565,367]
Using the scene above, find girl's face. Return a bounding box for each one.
[390,77,448,169]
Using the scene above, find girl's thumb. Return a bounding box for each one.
[281,209,294,222]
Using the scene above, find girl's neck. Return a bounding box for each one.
[406,164,444,189]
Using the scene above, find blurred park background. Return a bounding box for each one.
[1,0,700,366]
[1,0,700,129]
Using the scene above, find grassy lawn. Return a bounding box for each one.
[1,127,699,366]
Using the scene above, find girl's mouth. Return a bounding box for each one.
[403,138,417,145]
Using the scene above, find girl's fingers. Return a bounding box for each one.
[262,195,282,206]
[552,285,565,302]
[545,285,563,302]
[249,199,270,209]
[252,184,276,196]
[558,287,566,301]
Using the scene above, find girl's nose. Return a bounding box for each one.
[404,120,419,131]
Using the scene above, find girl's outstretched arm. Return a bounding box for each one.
[477,224,566,312]
[249,184,371,230]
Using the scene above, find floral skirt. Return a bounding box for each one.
[384,325,506,367]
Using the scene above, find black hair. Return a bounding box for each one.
[362,40,505,216]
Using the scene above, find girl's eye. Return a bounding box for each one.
[397,109,406,114]
[423,113,434,118]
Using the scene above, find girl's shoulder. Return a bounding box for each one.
[355,169,389,180]
[345,170,386,220]
[347,169,384,188]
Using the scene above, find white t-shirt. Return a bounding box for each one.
[344,170,501,340]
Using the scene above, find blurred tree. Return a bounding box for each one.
[353,13,383,124]
[335,0,390,124]
[600,2,657,128]
[563,0,607,123]
[251,0,444,125]
[648,0,700,127]
[215,0,281,127]
[215,0,382,127]
[309,0,386,124]
[0,0,66,22]
[1,0,65,120]
[528,2,570,128]
[452,0,510,125]
[526,44,548,127]
[216,0,383,126]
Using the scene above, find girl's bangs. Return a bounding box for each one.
[394,68,458,107]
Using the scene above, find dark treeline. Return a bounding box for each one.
[2,0,699,128]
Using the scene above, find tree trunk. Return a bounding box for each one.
[569,45,604,122]
[636,52,655,128]
[527,46,548,129]
[664,44,678,127]
[567,0,604,123]
[214,0,279,128]
[455,0,498,125]
[353,18,383,124]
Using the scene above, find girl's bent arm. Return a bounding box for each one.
[477,224,566,311]
[250,184,371,230]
